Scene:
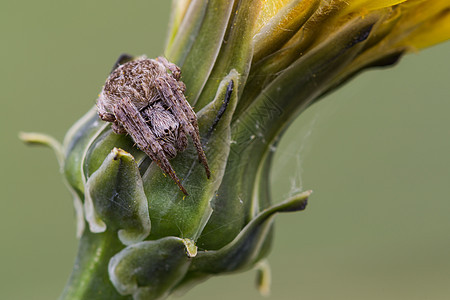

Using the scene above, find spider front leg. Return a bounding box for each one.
[97,97,116,123]
[112,97,189,195]
[155,77,211,179]
[164,76,204,144]
[97,97,127,134]
[156,56,181,80]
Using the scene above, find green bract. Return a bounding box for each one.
[21,0,450,299]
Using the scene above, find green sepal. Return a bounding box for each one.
[142,70,239,241]
[165,0,204,55]
[361,8,401,51]
[191,190,310,273]
[19,131,64,167]
[195,0,261,110]
[83,127,145,179]
[168,0,235,106]
[63,107,106,196]
[85,148,151,246]
[255,260,271,297]
[19,131,86,237]
[319,48,406,101]
[108,237,194,300]
[171,191,310,295]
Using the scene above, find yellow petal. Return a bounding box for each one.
[401,9,450,49]
[257,0,293,31]
[387,0,450,49]
[348,0,408,12]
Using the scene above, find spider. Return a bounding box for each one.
[96,57,210,195]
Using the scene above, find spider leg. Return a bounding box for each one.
[111,121,127,134]
[155,77,211,179]
[96,53,135,122]
[113,97,189,195]
[165,76,202,133]
[97,107,116,122]
[156,56,181,80]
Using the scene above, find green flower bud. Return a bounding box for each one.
[21,1,449,299]
[46,69,309,300]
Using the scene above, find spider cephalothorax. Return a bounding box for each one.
[96,57,210,195]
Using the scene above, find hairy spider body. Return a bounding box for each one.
[96,57,210,195]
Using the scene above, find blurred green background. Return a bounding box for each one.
[1,1,449,299]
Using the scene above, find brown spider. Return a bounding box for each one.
[96,57,210,195]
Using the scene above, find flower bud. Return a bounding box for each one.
[22,1,449,299]
[39,68,308,300]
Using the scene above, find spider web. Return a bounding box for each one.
[270,111,320,203]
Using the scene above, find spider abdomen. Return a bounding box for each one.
[142,103,188,158]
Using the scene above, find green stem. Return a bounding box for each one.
[59,229,129,300]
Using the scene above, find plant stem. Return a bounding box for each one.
[59,229,130,300]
